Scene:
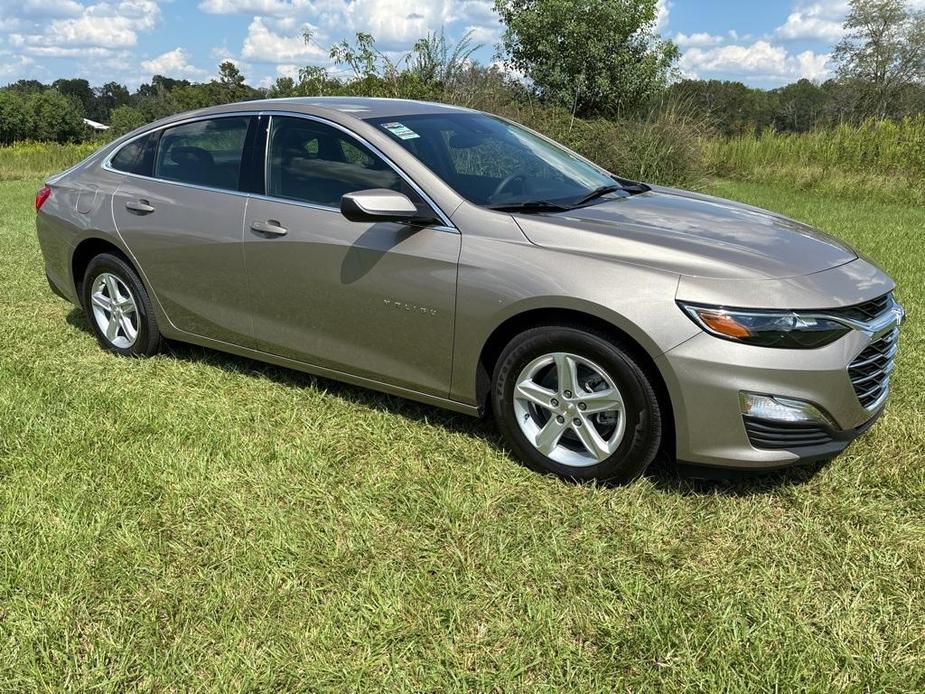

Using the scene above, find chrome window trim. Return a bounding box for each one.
[101,109,457,232]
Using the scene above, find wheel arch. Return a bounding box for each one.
[71,237,135,301]
[474,306,676,457]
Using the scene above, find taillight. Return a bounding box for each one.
[35,186,51,212]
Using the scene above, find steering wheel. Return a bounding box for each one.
[489,173,527,203]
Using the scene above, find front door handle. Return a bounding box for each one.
[125,199,155,214]
[250,220,288,236]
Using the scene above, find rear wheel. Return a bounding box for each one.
[81,253,162,357]
[491,326,662,484]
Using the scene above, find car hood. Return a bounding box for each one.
[513,186,857,279]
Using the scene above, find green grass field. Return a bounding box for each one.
[1,176,923,691]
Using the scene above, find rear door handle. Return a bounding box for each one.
[250,220,288,236]
[125,199,155,214]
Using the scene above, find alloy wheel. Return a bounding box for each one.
[89,272,139,349]
[512,352,626,467]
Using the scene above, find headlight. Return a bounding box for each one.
[678,302,851,349]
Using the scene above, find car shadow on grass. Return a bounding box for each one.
[66,308,829,497]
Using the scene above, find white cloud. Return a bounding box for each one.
[17,0,84,17]
[199,0,298,15]
[8,0,161,51]
[275,63,300,78]
[17,46,117,58]
[773,0,925,42]
[209,0,499,65]
[673,32,724,48]
[776,1,847,41]
[140,47,207,78]
[233,0,477,66]
[655,0,671,32]
[680,40,831,84]
[0,53,35,79]
[241,17,327,62]
[792,49,831,80]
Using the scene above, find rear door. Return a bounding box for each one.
[242,115,460,396]
[111,115,256,345]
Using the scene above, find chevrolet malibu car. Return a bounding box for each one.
[35,98,904,483]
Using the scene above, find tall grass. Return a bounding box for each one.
[704,116,925,203]
[0,141,98,181]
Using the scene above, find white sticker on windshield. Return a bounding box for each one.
[381,122,420,140]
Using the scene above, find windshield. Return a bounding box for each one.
[365,112,618,208]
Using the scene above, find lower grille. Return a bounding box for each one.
[849,327,899,410]
[744,417,834,450]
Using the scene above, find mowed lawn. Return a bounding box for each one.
[1,176,923,691]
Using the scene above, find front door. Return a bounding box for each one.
[243,115,460,396]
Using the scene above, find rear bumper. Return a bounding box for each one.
[45,271,72,302]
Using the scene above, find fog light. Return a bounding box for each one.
[739,392,834,425]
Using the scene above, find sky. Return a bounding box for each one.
[0,0,909,90]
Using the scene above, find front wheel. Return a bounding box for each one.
[491,326,663,484]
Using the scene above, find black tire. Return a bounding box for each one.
[81,253,162,357]
[491,326,662,484]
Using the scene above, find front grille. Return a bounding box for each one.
[828,293,892,323]
[849,327,899,409]
[744,417,834,450]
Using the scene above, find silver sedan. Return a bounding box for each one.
[35,98,903,483]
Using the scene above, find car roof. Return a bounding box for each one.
[190,97,474,122]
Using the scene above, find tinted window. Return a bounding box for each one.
[267,116,407,207]
[366,113,615,207]
[110,132,156,176]
[154,117,250,191]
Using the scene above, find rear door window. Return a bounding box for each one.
[154,117,251,191]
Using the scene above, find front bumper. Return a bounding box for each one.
[656,304,903,469]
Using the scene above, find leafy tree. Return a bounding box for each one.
[773,79,828,132]
[410,28,481,89]
[52,78,93,116]
[268,76,296,98]
[295,66,334,95]
[216,61,247,103]
[89,81,131,123]
[0,90,35,143]
[833,0,925,118]
[494,0,678,116]
[329,32,404,80]
[109,105,146,136]
[27,90,85,142]
[666,79,777,134]
[136,75,191,100]
[6,79,46,95]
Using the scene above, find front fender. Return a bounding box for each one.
[449,235,698,405]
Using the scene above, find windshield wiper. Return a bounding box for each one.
[613,177,651,194]
[487,200,573,213]
[572,184,622,207]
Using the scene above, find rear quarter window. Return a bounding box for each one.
[109,132,157,176]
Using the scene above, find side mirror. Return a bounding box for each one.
[340,189,420,223]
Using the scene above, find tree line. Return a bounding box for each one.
[1,0,923,145]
